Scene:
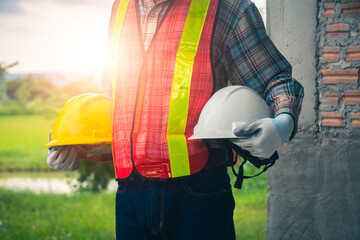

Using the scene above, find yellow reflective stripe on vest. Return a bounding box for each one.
[112,0,130,101]
[167,0,211,178]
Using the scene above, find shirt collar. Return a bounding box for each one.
[142,0,168,8]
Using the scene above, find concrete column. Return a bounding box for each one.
[266,1,360,239]
[266,0,318,132]
[267,134,360,240]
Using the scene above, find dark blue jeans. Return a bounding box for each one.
[115,166,235,240]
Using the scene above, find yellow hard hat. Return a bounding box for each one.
[45,93,112,147]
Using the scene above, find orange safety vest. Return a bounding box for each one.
[110,0,219,179]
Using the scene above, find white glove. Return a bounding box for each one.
[231,114,294,159]
[47,146,79,171]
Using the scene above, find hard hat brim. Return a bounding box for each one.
[188,86,273,141]
[44,93,113,148]
[188,130,239,140]
[44,137,112,147]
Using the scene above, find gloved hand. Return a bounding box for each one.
[47,132,79,171]
[76,143,113,162]
[47,146,80,171]
[231,113,294,159]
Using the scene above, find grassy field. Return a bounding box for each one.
[0,114,267,239]
[0,188,116,240]
[0,178,266,240]
[231,170,267,240]
[0,170,267,239]
[0,115,55,171]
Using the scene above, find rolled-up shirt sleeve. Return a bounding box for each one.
[225,3,304,139]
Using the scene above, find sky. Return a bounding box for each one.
[0,0,265,74]
[0,0,114,74]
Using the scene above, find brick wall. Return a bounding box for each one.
[318,0,360,137]
[267,1,360,239]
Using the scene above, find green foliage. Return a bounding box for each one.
[0,99,25,115]
[1,74,101,116]
[74,160,115,193]
[2,76,66,115]
[0,66,5,100]
[0,62,18,101]
[5,78,22,99]
[62,77,101,98]
[17,77,55,102]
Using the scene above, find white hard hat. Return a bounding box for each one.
[189,86,273,140]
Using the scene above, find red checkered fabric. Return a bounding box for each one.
[138,0,170,51]
[103,0,305,179]
[110,0,218,179]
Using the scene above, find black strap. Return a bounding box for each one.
[227,141,278,189]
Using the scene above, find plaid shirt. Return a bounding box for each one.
[104,0,304,140]
[138,0,169,51]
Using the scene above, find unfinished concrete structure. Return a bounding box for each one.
[266,0,360,239]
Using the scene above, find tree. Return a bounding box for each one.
[7,76,57,108]
[0,62,18,101]
[62,76,101,98]
[4,75,66,114]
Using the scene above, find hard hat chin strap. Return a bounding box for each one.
[227,141,278,190]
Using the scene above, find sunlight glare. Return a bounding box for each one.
[72,31,107,74]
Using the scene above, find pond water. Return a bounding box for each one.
[0,172,117,194]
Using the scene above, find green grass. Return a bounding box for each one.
[0,180,266,240]
[230,164,267,240]
[0,114,267,239]
[0,171,77,179]
[0,168,267,240]
[0,188,115,240]
[0,115,55,171]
